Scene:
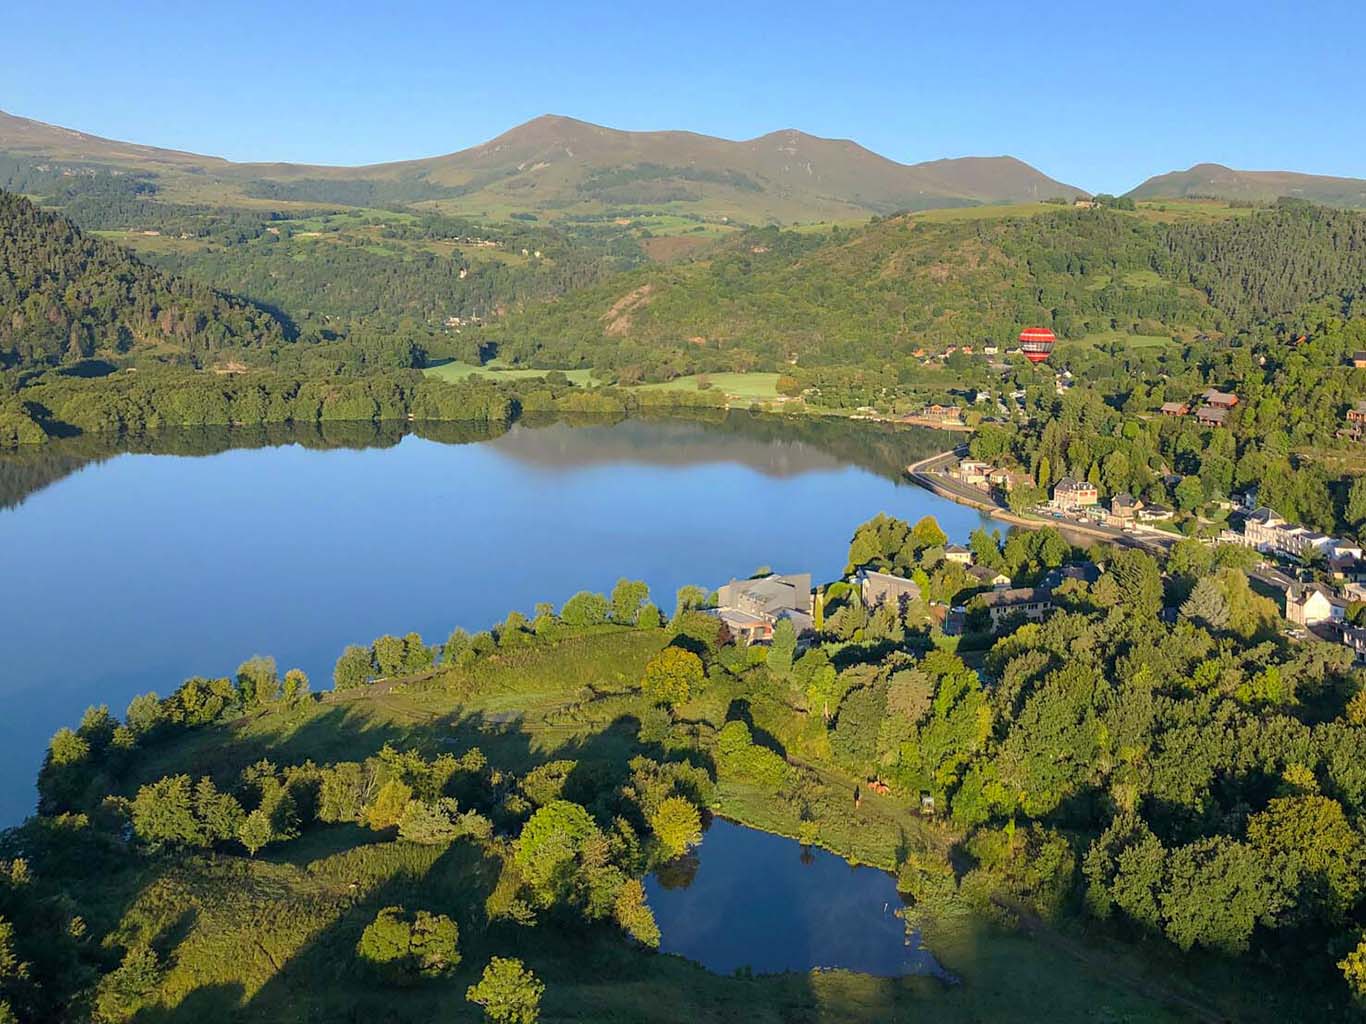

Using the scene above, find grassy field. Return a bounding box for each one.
[423,360,598,386]
[82,630,1329,1023]
[634,372,784,402]
[1058,330,1177,352]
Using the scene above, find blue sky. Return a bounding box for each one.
[3,0,1362,194]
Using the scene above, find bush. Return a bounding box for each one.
[357,906,460,983]
[714,721,789,789]
[641,648,703,707]
[467,957,544,1024]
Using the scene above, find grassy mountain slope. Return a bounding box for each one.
[1129,163,1366,208]
[487,201,1366,377]
[0,191,286,369]
[487,207,1209,372]
[0,110,1086,224]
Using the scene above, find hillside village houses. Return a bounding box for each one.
[712,573,813,645]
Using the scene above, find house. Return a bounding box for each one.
[1352,352,1366,369]
[967,565,1013,589]
[1286,584,1345,626]
[713,573,813,644]
[1160,401,1190,417]
[1108,492,1142,525]
[1202,389,1239,409]
[1194,405,1230,427]
[954,460,992,488]
[1242,507,1285,550]
[923,403,963,423]
[1344,401,1366,441]
[855,568,922,611]
[1136,504,1173,522]
[1040,562,1102,591]
[987,467,1034,492]
[1339,622,1366,663]
[944,544,973,565]
[1051,477,1099,511]
[977,587,1054,632]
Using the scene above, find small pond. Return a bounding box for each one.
[645,817,947,977]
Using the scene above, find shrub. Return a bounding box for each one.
[357,906,460,983]
[641,648,702,707]
[466,957,544,1024]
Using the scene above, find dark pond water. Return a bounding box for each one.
[0,413,989,824]
[646,817,946,977]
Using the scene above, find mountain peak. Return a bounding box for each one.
[1128,163,1366,207]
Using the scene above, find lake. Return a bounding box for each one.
[646,817,947,977]
[0,413,989,824]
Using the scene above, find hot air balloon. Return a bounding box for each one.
[1018,327,1056,364]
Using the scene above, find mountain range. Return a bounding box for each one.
[2,109,1363,225]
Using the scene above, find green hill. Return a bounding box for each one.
[0,190,286,370]
[483,202,1366,378]
[0,109,1086,225]
[1129,163,1366,208]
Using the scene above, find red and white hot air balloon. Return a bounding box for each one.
[1018,327,1056,364]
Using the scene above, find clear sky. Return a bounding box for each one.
[3,0,1362,194]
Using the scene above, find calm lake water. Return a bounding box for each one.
[646,817,945,976]
[0,413,988,824]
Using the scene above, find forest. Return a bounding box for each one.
[5,516,1366,1021]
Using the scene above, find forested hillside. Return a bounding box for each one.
[484,203,1366,380]
[0,191,286,369]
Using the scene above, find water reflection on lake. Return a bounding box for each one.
[646,818,946,977]
[0,413,988,824]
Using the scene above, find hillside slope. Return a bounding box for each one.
[1129,163,1366,208]
[486,203,1366,376]
[0,110,1086,222]
[0,190,286,369]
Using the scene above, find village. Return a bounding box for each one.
[925,429,1366,665]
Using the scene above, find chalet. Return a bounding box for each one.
[1051,477,1099,511]
[1194,405,1230,427]
[1202,389,1239,409]
[968,565,1013,588]
[1160,401,1190,417]
[713,573,813,644]
[944,544,973,565]
[855,568,922,611]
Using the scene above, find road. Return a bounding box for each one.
[906,447,1176,554]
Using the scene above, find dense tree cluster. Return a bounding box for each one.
[0,191,287,369]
